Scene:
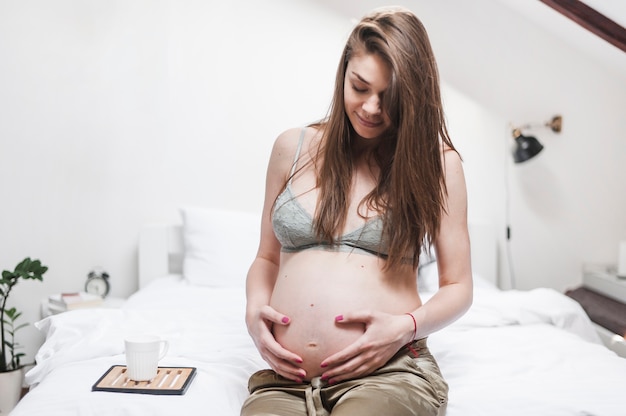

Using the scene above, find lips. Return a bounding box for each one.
[357,114,382,128]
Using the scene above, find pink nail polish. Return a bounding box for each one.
[281,316,290,324]
[335,315,343,322]
[320,363,328,368]
[296,358,303,364]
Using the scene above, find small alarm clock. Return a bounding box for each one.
[85,269,110,297]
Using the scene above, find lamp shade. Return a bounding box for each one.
[512,130,544,163]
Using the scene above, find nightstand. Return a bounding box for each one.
[565,265,626,358]
[40,296,125,318]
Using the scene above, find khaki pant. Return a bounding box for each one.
[241,338,448,416]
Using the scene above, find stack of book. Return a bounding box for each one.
[48,292,104,313]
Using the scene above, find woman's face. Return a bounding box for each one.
[344,51,392,140]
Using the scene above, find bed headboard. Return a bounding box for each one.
[138,224,184,289]
[138,220,498,290]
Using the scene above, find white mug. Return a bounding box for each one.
[124,334,169,381]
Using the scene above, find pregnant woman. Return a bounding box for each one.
[242,7,472,416]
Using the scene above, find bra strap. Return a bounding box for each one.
[288,128,306,184]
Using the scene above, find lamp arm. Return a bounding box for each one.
[513,115,562,134]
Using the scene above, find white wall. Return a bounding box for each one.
[1,0,625,364]
[0,0,352,364]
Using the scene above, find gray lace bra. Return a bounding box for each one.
[271,129,389,257]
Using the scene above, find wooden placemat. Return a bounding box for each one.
[92,365,196,395]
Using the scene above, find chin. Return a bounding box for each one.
[349,116,389,140]
[353,127,386,141]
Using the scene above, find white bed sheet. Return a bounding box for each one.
[427,291,625,415]
[14,276,264,416]
[12,274,626,416]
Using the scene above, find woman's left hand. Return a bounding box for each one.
[319,310,413,383]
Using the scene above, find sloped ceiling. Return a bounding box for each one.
[540,0,626,53]
[495,0,626,76]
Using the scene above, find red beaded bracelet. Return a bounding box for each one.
[405,312,417,341]
[404,312,419,357]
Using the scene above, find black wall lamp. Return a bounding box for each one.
[511,115,563,163]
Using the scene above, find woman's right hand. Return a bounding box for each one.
[247,304,306,382]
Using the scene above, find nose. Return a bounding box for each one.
[362,95,382,117]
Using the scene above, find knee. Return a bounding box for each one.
[240,393,307,416]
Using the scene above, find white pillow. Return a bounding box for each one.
[180,206,261,287]
[417,241,436,285]
[418,260,439,294]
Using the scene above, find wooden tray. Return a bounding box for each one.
[92,365,196,395]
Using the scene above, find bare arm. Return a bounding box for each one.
[245,127,307,382]
[410,149,473,338]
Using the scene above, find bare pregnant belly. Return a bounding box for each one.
[272,296,365,379]
[270,251,419,379]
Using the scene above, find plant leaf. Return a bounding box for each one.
[14,323,28,332]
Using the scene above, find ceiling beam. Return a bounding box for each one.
[539,0,626,53]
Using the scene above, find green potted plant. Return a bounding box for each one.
[0,257,47,413]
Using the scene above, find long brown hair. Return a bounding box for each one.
[313,7,458,271]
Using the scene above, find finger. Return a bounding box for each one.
[271,342,304,365]
[258,329,304,365]
[259,341,306,382]
[320,338,366,369]
[326,361,373,384]
[323,351,385,383]
[272,358,307,382]
[255,321,304,365]
[260,304,291,326]
[334,310,373,325]
[258,344,305,381]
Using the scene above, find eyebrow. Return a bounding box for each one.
[350,71,370,85]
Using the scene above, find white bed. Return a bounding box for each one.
[11,207,626,415]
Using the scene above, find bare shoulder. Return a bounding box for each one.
[272,127,302,156]
[439,145,463,176]
[267,126,315,180]
[273,126,320,152]
[440,146,467,207]
[271,126,321,163]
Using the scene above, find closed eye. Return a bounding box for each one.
[352,84,367,93]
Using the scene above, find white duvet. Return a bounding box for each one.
[12,274,626,416]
